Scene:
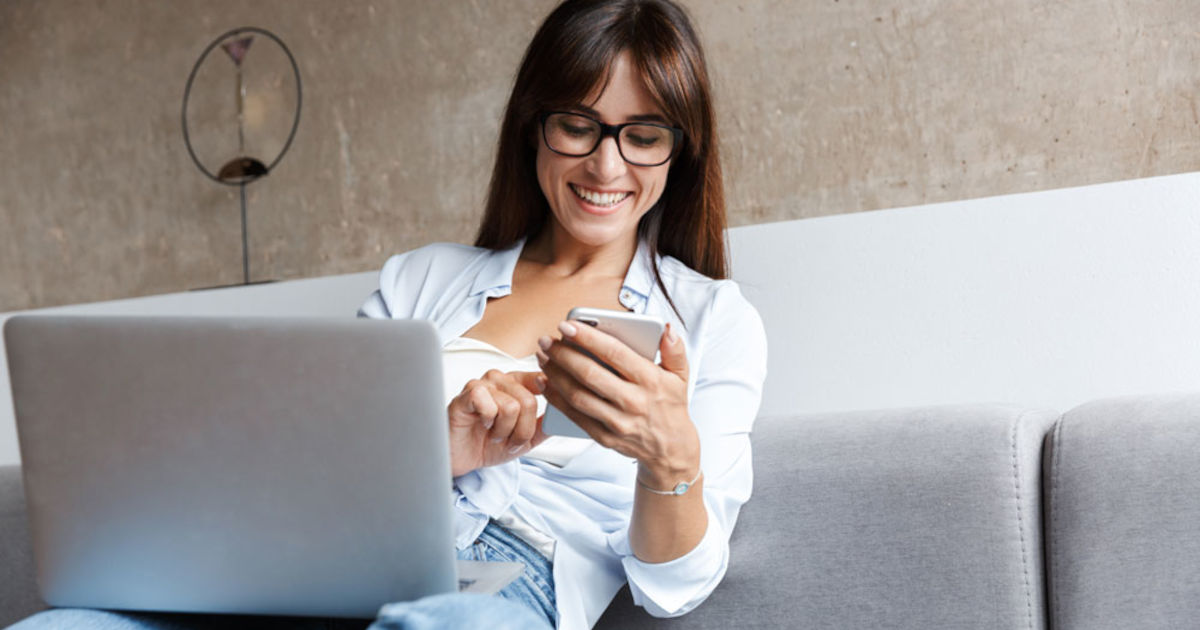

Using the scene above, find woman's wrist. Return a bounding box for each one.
[635,416,701,489]
[636,454,700,491]
[637,468,702,496]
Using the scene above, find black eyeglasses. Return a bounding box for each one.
[539,111,683,167]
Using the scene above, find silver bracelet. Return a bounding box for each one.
[637,469,703,496]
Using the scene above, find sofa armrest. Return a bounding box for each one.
[0,465,43,626]
[1045,393,1200,630]
[598,404,1058,630]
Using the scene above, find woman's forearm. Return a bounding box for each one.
[628,464,708,563]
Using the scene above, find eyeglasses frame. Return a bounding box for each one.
[538,111,684,167]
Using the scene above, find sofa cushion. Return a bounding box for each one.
[597,404,1057,629]
[0,465,43,626]
[1044,393,1200,630]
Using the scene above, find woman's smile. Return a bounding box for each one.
[569,183,633,214]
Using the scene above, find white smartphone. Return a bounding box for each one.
[541,307,666,439]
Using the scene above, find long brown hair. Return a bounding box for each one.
[475,0,727,302]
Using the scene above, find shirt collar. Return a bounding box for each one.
[469,239,524,297]
[619,239,656,310]
[468,237,658,309]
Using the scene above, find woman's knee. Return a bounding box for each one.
[7,608,180,630]
[6,608,341,630]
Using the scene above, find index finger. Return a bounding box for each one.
[558,320,656,383]
[507,370,547,395]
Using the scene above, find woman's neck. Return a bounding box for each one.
[522,224,638,280]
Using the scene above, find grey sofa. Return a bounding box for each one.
[4,393,1200,629]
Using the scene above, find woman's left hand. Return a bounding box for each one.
[537,320,700,486]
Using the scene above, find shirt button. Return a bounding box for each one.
[620,289,633,303]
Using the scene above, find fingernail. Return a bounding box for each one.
[558,321,577,337]
[491,436,504,444]
[666,323,679,345]
[535,375,547,393]
[482,418,493,430]
[508,444,525,454]
[536,349,548,365]
[538,336,553,351]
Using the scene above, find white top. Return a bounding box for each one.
[359,239,767,629]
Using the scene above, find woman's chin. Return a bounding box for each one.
[554,221,636,250]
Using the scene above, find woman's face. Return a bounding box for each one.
[535,51,672,251]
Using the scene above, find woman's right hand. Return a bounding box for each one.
[447,370,548,477]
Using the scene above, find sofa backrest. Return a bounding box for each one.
[729,171,1200,418]
[1043,392,1200,630]
[597,403,1059,629]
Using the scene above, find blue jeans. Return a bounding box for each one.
[458,520,556,626]
[7,522,555,630]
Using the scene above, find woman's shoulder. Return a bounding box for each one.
[364,242,506,320]
[654,253,757,320]
[382,241,487,269]
[370,242,504,307]
[378,242,491,282]
[653,252,766,379]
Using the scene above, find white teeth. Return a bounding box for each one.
[571,184,630,207]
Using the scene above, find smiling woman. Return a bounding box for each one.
[357,2,766,628]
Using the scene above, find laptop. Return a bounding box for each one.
[4,315,521,619]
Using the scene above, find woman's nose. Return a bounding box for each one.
[586,136,627,182]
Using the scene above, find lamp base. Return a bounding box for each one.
[217,156,268,184]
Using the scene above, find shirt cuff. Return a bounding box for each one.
[606,503,728,617]
[451,490,488,550]
[451,460,520,550]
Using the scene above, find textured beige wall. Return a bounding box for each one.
[2,0,1198,310]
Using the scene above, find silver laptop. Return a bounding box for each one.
[5,315,519,619]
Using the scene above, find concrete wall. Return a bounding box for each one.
[3,0,1199,310]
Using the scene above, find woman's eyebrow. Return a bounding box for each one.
[570,104,669,124]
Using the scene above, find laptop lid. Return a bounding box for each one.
[4,315,457,618]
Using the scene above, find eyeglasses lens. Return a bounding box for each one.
[544,113,674,166]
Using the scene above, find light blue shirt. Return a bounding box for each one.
[359,239,767,629]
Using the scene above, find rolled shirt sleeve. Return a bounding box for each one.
[606,495,731,616]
